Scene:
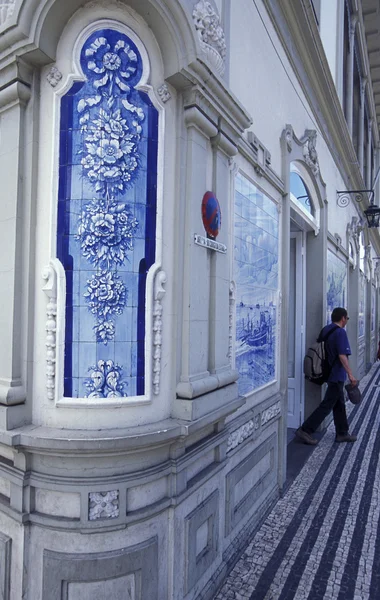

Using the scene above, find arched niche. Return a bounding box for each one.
[32,5,177,428]
[0,0,199,81]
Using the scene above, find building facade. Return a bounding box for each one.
[0,0,379,598]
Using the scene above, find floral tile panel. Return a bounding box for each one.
[57,28,158,398]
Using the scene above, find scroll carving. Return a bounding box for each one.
[303,130,319,177]
[47,66,63,88]
[42,263,58,401]
[157,83,171,103]
[153,271,167,394]
[0,0,15,25]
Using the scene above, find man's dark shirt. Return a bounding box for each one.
[320,323,351,383]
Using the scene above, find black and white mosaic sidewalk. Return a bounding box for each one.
[214,365,380,600]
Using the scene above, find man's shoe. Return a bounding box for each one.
[295,427,318,445]
[335,433,357,443]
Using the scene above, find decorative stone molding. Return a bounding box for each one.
[0,533,11,600]
[360,76,368,100]
[88,490,119,520]
[261,401,281,426]
[153,270,167,394]
[46,66,62,88]
[192,0,226,76]
[348,13,358,52]
[84,0,123,8]
[157,83,171,103]
[0,0,15,25]
[248,132,271,166]
[374,260,380,284]
[302,130,319,177]
[228,281,236,365]
[284,124,293,152]
[227,415,260,453]
[334,233,342,248]
[43,539,158,599]
[42,264,58,401]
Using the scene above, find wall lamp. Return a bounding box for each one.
[337,168,380,229]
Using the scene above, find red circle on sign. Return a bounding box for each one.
[201,191,221,239]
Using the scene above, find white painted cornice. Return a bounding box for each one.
[262,0,380,252]
[174,62,252,141]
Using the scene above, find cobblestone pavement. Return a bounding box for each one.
[214,364,380,600]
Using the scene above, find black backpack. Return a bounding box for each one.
[303,325,339,385]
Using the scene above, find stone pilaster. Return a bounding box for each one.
[0,60,32,415]
[176,102,218,402]
[209,131,238,380]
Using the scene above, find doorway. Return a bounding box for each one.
[287,226,306,428]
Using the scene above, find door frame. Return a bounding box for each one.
[287,229,306,428]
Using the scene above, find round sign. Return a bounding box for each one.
[201,191,221,239]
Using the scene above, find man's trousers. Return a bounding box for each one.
[302,381,349,436]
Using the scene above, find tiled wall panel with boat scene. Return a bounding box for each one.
[326,250,347,325]
[234,173,279,396]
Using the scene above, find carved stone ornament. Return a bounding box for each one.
[284,124,293,152]
[374,260,380,282]
[0,0,15,25]
[193,0,226,76]
[261,401,281,426]
[157,83,171,103]
[303,130,319,177]
[47,66,63,88]
[42,264,58,401]
[227,415,260,453]
[89,490,119,520]
[153,270,167,394]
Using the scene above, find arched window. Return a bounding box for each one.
[56,27,158,399]
[289,162,320,233]
[290,171,314,217]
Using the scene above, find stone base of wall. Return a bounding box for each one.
[0,395,283,599]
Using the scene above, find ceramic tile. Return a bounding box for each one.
[114,342,131,376]
[78,306,96,343]
[131,342,138,377]
[234,174,278,396]
[134,203,147,239]
[326,250,347,324]
[56,27,157,396]
[132,238,146,272]
[129,377,137,397]
[78,342,97,378]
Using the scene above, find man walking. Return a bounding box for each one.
[296,307,358,445]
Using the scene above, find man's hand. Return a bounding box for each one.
[339,354,357,387]
[349,374,358,387]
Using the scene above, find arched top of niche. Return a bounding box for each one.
[282,125,326,235]
[0,0,201,81]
